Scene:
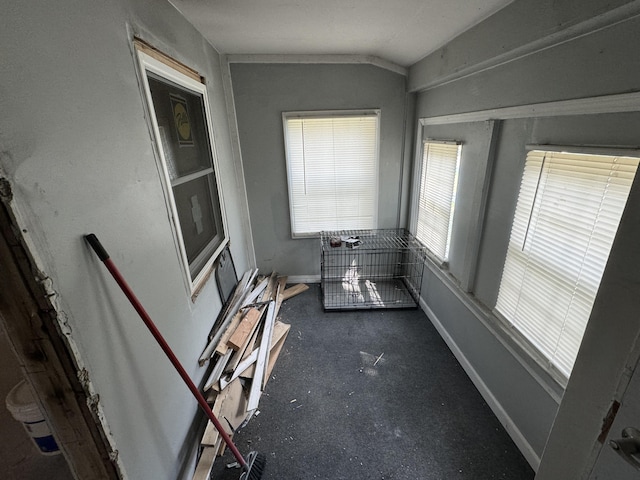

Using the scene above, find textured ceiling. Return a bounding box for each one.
[170,0,513,67]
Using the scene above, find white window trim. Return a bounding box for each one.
[282,109,380,238]
[136,50,229,295]
[410,121,501,293]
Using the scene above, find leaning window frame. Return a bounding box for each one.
[136,49,229,295]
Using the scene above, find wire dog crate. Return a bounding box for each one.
[320,229,426,310]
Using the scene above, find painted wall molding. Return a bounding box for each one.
[286,275,320,284]
[420,91,640,125]
[219,54,258,270]
[226,54,408,76]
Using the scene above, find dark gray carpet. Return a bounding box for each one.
[210,284,534,480]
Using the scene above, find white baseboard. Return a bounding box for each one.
[420,297,541,471]
[285,275,320,284]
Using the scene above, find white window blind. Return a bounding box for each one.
[283,112,379,236]
[496,149,638,379]
[415,141,461,262]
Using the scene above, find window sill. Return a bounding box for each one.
[190,263,215,302]
[290,232,321,239]
[189,238,230,302]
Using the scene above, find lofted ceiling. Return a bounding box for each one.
[170,0,514,68]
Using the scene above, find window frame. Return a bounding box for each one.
[282,109,381,238]
[412,139,462,265]
[136,48,229,295]
[494,146,639,382]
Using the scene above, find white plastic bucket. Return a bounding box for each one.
[6,380,60,455]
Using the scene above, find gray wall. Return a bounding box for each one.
[5,0,640,477]
[230,63,408,277]
[417,119,561,465]
[408,0,640,94]
[410,0,640,474]
[0,1,252,478]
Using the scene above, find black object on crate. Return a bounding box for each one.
[320,229,426,310]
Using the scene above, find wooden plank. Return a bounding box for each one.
[264,322,291,388]
[206,388,218,404]
[211,273,268,359]
[227,307,262,351]
[240,327,260,362]
[215,311,243,356]
[212,277,267,361]
[219,378,249,431]
[224,342,250,377]
[282,283,309,301]
[240,321,290,385]
[239,321,289,381]
[204,349,233,392]
[217,378,248,457]
[201,423,220,447]
[224,307,265,375]
[134,38,203,84]
[225,322,286,394]
[259,272,278,302]
[247,301,276,411]
[216,436,226,456]
[192,447,216,480]
[202,378,247,446]
[275,276,288,311]
[201,394,225,446]
[277,276,288,294]
[198,269,256,365]
[201,377,249,463]
[213,272,259,354]
[214,435,223,456]
[220,348,259,391]
[239,276,269,308]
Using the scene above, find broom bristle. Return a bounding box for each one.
[239,451,266,480]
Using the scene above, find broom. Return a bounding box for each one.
[85,234,265,480]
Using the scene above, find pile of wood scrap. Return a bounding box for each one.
[193,270,308,479]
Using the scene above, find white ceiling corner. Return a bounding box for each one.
[170,0,514,68]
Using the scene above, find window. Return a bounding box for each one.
[283,111,380,237]
[496,149,639,379]
[415,141,461,262]
[137,48,228,292]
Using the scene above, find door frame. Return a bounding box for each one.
[535,148,640,479]
[0,185,120,479]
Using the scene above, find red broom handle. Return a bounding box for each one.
[84,234,247,469]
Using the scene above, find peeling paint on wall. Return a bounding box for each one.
[38,272,128,479]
